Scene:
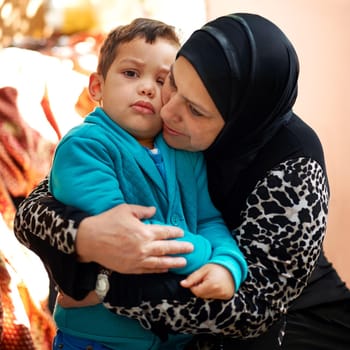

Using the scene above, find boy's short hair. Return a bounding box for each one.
[97,18,181,78]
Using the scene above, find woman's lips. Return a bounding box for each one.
[163,123,182,136]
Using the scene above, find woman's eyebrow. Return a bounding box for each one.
[172,62,211,116]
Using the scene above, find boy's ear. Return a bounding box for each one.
[89,73,103,102]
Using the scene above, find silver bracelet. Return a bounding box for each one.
[95,269,111,302]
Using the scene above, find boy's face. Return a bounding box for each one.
[90,37,178,148]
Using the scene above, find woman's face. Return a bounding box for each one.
[160,56,225,151]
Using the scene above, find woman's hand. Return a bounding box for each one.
[76,204,194,274]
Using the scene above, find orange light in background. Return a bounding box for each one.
[0,0,48,48]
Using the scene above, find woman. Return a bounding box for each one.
[14,13,350,349]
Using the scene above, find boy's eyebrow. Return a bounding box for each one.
[119,57,145,66]
[119,57,171,74]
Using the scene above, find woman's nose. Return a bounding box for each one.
[160,95,180,122]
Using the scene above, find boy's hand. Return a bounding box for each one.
[180,263,235,300]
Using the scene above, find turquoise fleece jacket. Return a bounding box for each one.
[50,107,247,280]
[49,107,247,347]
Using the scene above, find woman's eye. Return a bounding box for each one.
[157,78,165,86]
[189,104,202,117]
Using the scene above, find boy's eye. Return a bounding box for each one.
[123,70,138,78]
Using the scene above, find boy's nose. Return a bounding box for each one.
[140,82,156,97]
[142,88,154,96]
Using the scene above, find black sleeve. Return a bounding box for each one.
[13,177,190,303]
[13,177,99,299]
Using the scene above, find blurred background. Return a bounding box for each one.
[0,0,349,348]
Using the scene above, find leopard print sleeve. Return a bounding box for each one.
[106,157,329,338]
[14,177,80,253]
[14,177,97,299]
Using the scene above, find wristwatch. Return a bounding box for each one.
[95,269,111,301]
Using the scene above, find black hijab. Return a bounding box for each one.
[177,13,299,224]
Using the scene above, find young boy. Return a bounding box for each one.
[49,18,247,350]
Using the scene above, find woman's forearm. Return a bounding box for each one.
[13,177,98,299]
[13,177,193,300]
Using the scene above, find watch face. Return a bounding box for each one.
[96,272,110,299]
